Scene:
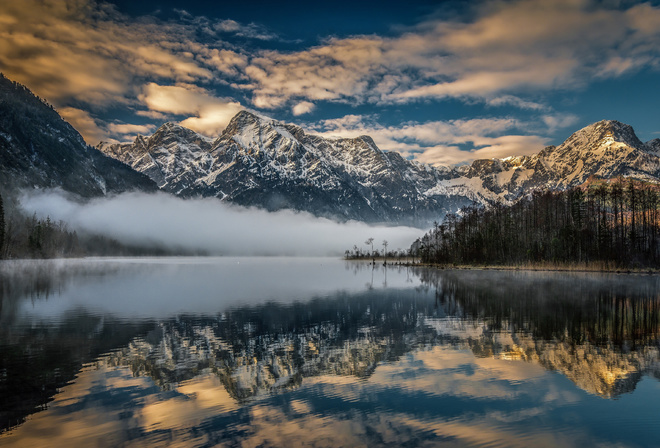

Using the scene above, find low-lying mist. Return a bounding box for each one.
[19,190,424,256]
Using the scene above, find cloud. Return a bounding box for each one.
[106,123,157,135]
[19,190,423,256]
[239,0,660,109]
[0,0,216,110]
[57,107,109,144]
[415,136,549,167]
[541,114,580,133]
[3,0,660,156]
[308,114,552,165]
[292,101,315,116]
[213,19,278,40]
[139,83,243,135]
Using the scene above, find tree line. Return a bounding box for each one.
[0,191,82,258]
[0,192,197,259]
[344,237,414,262]
[413,178,660,268]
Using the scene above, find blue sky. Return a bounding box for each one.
[1,0,659,165]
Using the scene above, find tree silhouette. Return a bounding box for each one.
[413,180,660,268]
[0,192,4,258]
[365,237,374,258]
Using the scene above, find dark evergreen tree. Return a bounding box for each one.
[0,192,5,258]
[412,180,660,269]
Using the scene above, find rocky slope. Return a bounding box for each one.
[99,111,473,225]
[100,114,660,226]
[459,120,660,202]
[0,74,157,196]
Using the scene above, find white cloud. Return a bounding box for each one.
[107,123,157,135]
[239,0,660,109]
[541,114,580,133]
[292,101,315,116]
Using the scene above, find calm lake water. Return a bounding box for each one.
[1,257,660,447]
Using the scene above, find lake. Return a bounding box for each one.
[1,257,660,447]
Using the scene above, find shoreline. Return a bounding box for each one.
[345,258,660,274]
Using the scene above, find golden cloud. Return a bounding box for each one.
[57,106,110,144]
[139,83,243,136]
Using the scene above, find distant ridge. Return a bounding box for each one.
[1,73,659,226]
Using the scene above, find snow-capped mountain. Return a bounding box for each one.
[99,110,471,225]
[458,120,660,203]
[0,74,157,196]
[100,114,660,226]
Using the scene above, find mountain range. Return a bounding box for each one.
[99,111,660,226]
[98,111,467,225]
[1,73,659,226]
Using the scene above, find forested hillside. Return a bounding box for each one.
[414,178,660,268]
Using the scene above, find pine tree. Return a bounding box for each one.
[0,192,4,258]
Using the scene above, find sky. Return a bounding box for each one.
[1,0,659,166]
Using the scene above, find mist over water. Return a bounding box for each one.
[18,190,424,256]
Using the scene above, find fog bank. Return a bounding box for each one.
[19,190,424,256]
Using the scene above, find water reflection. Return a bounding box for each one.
[1,259,660,447]
[421,269,660,398]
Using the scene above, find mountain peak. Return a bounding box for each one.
[566,120,644,151]
[224,110,273,130]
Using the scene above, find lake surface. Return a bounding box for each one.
[1,257,660,447]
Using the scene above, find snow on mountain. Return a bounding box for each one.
[458,120,660,202]
[99,115,660,226]
[647,138,660,156]
[97,122,213,189]
[100,110,471,226]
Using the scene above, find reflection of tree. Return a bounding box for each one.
[101,269,660,401]
[4,263,660,435]
[418,268,660,346]
[0,261,158,433]
[417,268,660,397]
[0,312,154,433]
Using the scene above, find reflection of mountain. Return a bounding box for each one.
[420,269,660,398]
[100,270,660,400]
[3,262,660,436]
[104,290,442,401]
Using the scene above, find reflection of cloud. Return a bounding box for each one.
[0,345,589,448]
